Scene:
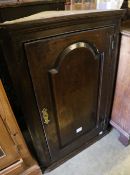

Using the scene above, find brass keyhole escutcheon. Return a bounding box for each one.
[42,108,50,125]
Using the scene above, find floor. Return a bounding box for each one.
[45,129,130,175]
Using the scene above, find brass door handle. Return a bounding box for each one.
[42,108,50,125]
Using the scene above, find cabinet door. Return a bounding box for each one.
[24,27,114,161]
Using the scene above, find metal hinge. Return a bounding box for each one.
[101,116,109,131]
[111,39,115,50]
[111,34,116,50]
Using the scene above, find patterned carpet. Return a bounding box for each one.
[45,129,130,175]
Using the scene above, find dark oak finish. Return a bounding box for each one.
[25,26,114,161]
[111,21,130,146]
[0,10,124,171]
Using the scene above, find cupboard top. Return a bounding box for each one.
[0,10,125,28]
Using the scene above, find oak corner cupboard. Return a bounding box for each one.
[0,10,124,171]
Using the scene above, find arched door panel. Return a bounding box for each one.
[49,42,102,147]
